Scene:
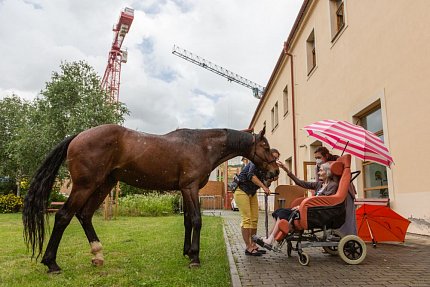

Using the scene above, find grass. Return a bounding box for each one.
[0,213,230,287]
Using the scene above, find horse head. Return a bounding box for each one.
[250,126,280,180]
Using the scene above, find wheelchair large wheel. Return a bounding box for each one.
[323,230,343,256]
[298,252,310,266]
[338,235,367,265]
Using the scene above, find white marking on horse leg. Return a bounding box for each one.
[90,241,104,266]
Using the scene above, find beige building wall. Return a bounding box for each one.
[250,0,430,235]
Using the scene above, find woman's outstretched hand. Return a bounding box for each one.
[276,160,289,173]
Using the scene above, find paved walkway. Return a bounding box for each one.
[221,210,430,287]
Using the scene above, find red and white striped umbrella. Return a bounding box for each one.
[303,120,394,167]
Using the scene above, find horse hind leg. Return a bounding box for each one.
[41,207,73,273]
[75,178,116,267]
[41,184,94,273]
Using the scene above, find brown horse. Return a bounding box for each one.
[23,124,279,273]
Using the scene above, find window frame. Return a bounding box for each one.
[283,85,289,116]
[330,0,346,42]
[359,106,389,198]
[306,29,316,75]
[271,102,279,132]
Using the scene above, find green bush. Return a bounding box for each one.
[48,189,67,203]
[0,194,23,213]
[0,177,17,195]
[118,183,160,197]
[118,192,181,217]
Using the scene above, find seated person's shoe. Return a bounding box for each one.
[251,235,273,251]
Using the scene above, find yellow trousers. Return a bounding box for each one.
[234,190,258,229]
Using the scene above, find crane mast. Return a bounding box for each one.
[101,8,134,220]
[101,7,134,103]
[172,45,264,99]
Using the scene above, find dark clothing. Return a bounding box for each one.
[272,208,294,220]
[337,183,358,235]
[237,162,266,196]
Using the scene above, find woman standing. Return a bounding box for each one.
[234,149,280,256]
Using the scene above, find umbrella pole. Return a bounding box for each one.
[365,215,377,248]
[341,141,350,156]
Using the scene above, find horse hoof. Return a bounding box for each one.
[42,260,61,274]
[92,258,104,267]
[46,265,62,274]
[189,262,201,268]
[47,269,62,274]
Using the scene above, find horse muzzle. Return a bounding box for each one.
[266,169,280,181]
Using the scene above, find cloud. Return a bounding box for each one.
[0,0,303,134]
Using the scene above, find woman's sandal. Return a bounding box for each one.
[254,247,266,254]
[245,249,262,256]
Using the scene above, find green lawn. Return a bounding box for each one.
[0,213,230,287]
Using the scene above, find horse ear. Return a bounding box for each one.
[258,126,266,138]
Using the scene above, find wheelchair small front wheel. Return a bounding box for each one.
[338,235,367,265]
[298,252,310,266]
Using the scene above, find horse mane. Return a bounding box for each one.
[225,129,254,153]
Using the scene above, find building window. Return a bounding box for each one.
[271,108,274,130]
[359,107,389,198]
[306,30,316,75]
[330,0,345,40]
[283,85,289,116]
[271,102,279,131]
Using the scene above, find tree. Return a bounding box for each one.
[38,61,128,137]
[0,95,31,182]
[0,60,129,193]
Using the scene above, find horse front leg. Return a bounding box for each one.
[189,207,202,268]
[181,198,192,257]
[181,187,202,267]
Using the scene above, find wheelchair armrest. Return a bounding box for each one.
[290,196,307,208]
[300,195,341,208]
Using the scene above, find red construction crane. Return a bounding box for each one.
[101,7,134,103]
[101,8,134,220]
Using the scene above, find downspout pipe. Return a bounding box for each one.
[284,44,297,174]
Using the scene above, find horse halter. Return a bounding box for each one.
[251,134,277,167]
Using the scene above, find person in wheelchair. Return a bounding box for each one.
[257,161,339,248]
[254,154,367,265]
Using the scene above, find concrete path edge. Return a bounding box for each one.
[223,224,242,287]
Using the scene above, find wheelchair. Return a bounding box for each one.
[255,154,367,266]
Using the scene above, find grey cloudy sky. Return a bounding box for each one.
[0,0,302,134]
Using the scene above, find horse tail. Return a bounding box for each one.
[23,134,77,259]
